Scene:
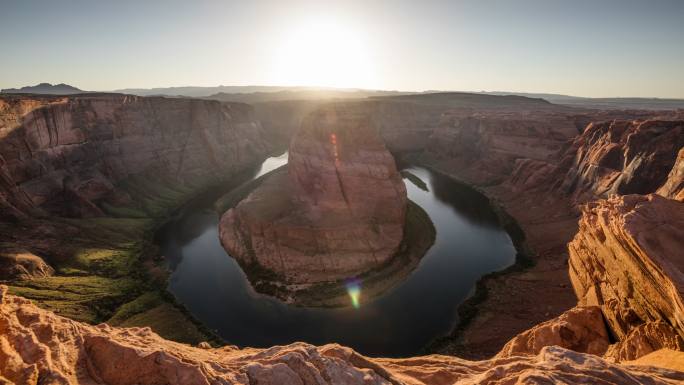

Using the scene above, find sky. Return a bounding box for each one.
[1,0,683,97]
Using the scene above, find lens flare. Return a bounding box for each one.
[329,132,340,164]
[345,278,362,309]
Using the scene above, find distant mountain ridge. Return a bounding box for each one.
[204,89,411,103]
[478,91,684,110]
[1,83,84,95]
[117,85,684,110]
[5,83,683,110]
[113,85,376,98]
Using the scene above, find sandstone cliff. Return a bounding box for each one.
[569,194,684,361]
[657,147,684,201]
[220,105,407,286]
[556,119,684,203]
[0,94,270,220]
[419,111,684,358]
[1,286,682,385]
[0,94,272,340]
[495,306,611,359]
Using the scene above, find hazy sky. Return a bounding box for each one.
[1,0,683,97]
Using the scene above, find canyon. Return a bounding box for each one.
[0,94,272,343]
[0,94,270,221]
[219,104,408,291]
[0,92,683,384]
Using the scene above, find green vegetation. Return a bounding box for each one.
[117,303,207,344]
[108,291,165,325]
[9,275,140,322]
[4,168,241,344]
[106,291,206,344]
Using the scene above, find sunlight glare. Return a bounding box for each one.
[272,19,376,89]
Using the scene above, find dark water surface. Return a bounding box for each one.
[157,153,515,357]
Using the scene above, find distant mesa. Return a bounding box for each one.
[1,82,84,95]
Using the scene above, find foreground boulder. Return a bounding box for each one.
[1,286,682,385]
[496,306,611,358]
[220,105,407,285]
[569,194,684,360]
[0,248,53,280]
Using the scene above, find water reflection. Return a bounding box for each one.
[428,171,501,228]
[157,154,515,357]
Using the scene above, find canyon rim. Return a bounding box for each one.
[2,1,684,384]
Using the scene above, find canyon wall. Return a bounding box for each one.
[657,148,684,201]
[1,93,683,380]
[423,110,583,185]
[569,194,684,360]
[417,110,683,358]
[0,94,270,220]
[220,104,407,286]
[0,93,272,336]
[555,120,684,203]
[253,99,445,154]
[250,93,563,157]
[2,286,682,385]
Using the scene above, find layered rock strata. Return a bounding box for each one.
[657,147,684,201]
[423,113,683,358]
[495,306,611,358]
[1,286,682,385]
[220,105,407,285]
[0,94,272,335]
[556,120,684,203]
[569,194,684,360]
[0,94,269,220]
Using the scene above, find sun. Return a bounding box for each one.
[271,19,376,89]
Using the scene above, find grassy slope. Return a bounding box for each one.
[7,172,224,345]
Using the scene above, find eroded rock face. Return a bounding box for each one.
[423,111,581,186]
[220,105,407,285]
[556,119,684,203]
[496,306,610,358]
[0,94,270,220]
[0,248,53,280]
[1,286,682,385]
[418,111,683,358]
[657,147,684,201]
[605,322,684,362]
[569,194,684,351]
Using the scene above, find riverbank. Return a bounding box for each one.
[3,154,278,346]
[418,156,578,359]
[214,166,436,307]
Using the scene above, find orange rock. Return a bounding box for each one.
[556,119,684,203]
[605,322,684,362]
[1,286,682,385]
[626,349,684,373]
[569,194,684,359]
[658,148,684,201]
[496,306,610,358]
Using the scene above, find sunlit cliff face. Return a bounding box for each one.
[271,19,376,89]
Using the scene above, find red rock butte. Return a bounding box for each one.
[219,104,407,285]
